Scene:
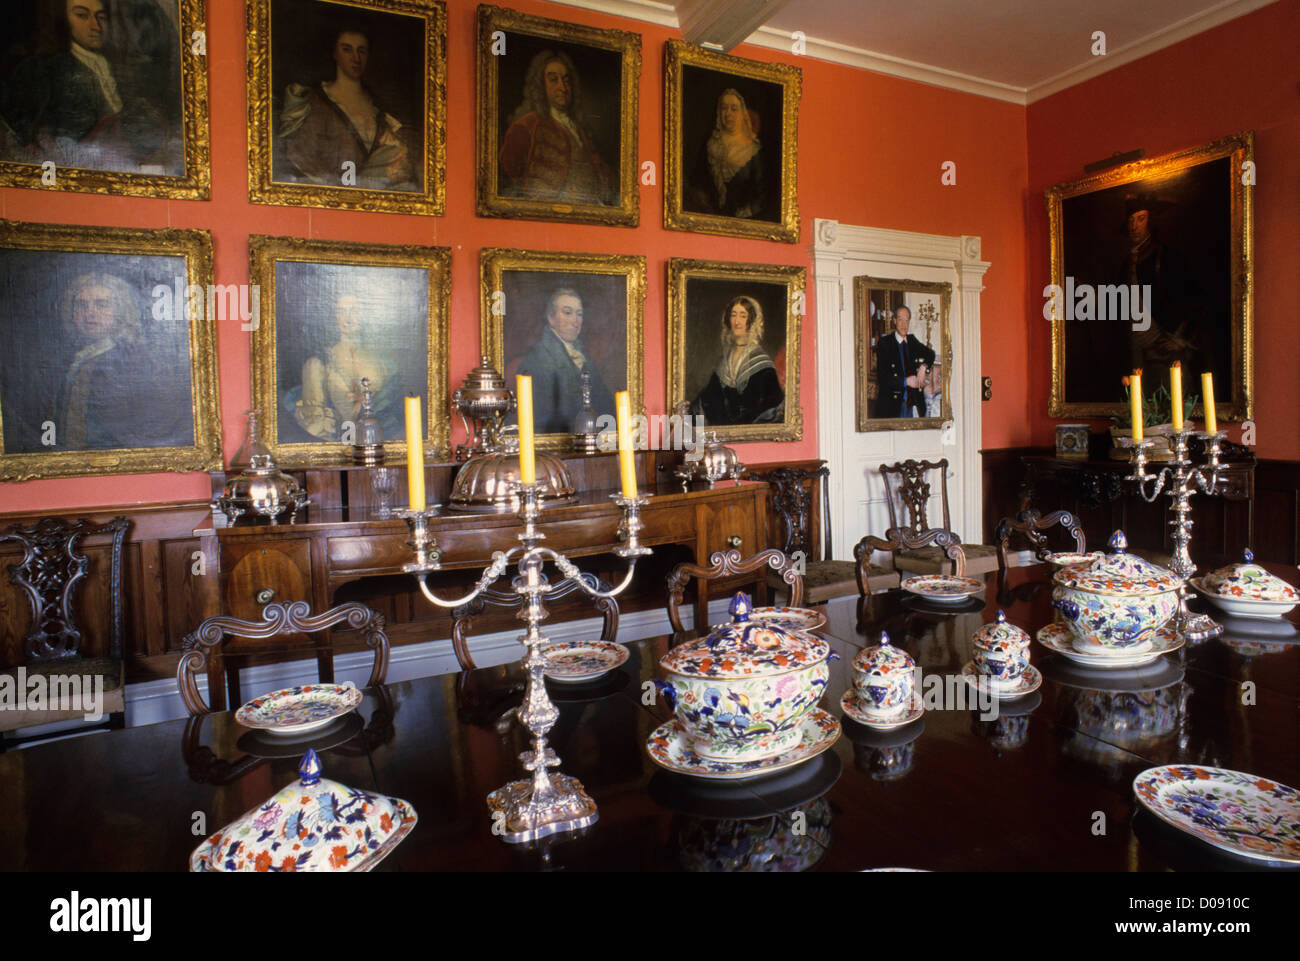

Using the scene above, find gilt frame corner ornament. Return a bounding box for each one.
[1046,130,1253,422]
[663,39,801,244]
[475,4,640,227]
[666,257,804,445]
[249,234,451,467]
[246,0,447,215]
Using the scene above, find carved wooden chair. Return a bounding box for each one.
[745,465,898,602]
[176,601,389,716]
[450,573,619,671]
[854,527,969,584]
[994,509,1087,570]
[666,548,803,634]
[0,516,130,746]
[879,458,998,575]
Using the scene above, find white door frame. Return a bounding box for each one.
[812,219,991,559]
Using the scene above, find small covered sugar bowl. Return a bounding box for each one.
[851,632,916,719]
[970,610,1030,687]
[1193,549,1300,619]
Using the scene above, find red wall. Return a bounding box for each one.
[1,0,1026,513]
[1022,0,1300,459]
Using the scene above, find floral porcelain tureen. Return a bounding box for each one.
[970,610,1030,686]
[189,750,417,872]
[657,592,834,762]
[1052,531,1181,652]
[1192,549,1300,619]
[851,632,916,718]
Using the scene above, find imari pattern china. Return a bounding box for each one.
[1036,622,1183,668]
[841,688,923,730]
[961,661,1042,699]
[748,606,827,633]
[541,641,629,682]
[1052,531,1180,650]
[189,750,417,872]
[674,797,832,872]
[971,610,1031,682]
[901,575,984,603]
[851,632,916,717]
[646,709,841,781]
[658,593,833,762]
[1133,765,1300,863]
[1191,551,1299,618]
[1045,551,1102,568]
[235,682,363,735]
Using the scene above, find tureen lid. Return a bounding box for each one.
[971,610,1030,653]
[852,631,915,679]
[189,750,416,872]
[1203,549,1299,601]
[1054,530,1180,596]
[660,592,830,678]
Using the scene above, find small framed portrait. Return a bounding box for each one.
[666,258,804,444]
[853,277,952,432]
[664,40,800,244]
[0,0,210,199]
[480,247,646,449]
[247,0,446,215]
[250,235,451,465]
[0,220,221,480]
[1046,131,1253,421]
[476,5,640,227]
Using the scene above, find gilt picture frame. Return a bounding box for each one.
[249,234,451,466]
[0,220,221,481]
[667,258,804,444]
[1046,131,1253,421]
[853,276,952,432]
[247,0,446,215]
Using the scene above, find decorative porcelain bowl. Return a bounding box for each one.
[1190,550,1300,619]
[1044,551,1103,569]
[1052,531,1181,652]
[657,593,833,763]
[851,632,916,719]
[970,610,1030,687]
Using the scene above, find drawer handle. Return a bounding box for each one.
[727,535,742,549]
[256,588,275,604]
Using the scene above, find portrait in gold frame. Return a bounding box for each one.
[664,40,800,244]
[0,0,211,200]
[246,0,446,215]
[250,235,451,466]
[0,220,221,481]
[853,277,952,432]
[1047,131,1253,421]
[476,4,640,227]
[667,258,804,444]
[479,247,646,451]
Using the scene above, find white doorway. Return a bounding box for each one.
[812,220,990,559]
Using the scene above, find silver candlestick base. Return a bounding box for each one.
[397,508,442,573]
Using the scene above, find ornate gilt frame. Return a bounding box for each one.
[663,39,800,244]
[475,5,640,227]
[249,235,451,465]
[246,0,447,215]
[666,258,804,444]
[0,0,211,200]
[479,247,646,451]
[852,276,953,432]
[0,220,222,481]
[1047,131,1254,421]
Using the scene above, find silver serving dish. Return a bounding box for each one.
[446,431,577,513]
[452,356,515,460]
[214,410,309,524]
[675,430,744,490]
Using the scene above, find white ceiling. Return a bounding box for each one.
[549,0,1280,103]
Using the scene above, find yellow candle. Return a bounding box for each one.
[516,375,536,485]
[1169,362,1183,431]
[615,391,637,498]
[1202,372,1217,433]
[1129,371,1143,442]
[405,395,425,510]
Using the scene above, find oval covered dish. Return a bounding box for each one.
[1200,550,1298,603]
[1052,531,1181,651]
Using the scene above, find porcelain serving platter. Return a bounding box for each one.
[748,606,827,633]
[1190,577,1298,619]
[840,688,924,730]
[646,709,840,781]
[1133,765,1300,864]
[901,575,985,603]
[961,662,1042,699]
[235,683,363,735]
[541,640,629,682]
[1036,622,1183,668]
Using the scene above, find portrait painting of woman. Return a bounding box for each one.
[686,89,769,221]
[691,295,783,426]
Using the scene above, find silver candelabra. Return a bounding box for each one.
[1118,428,1226,640]
[401,486,650,843]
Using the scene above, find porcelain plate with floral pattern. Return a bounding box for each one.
[961,662,1042,699]
[841,688,924,730]
[541,641,629,682]
[1133,765,1300,863]
[901,575,985,603]
[646,709,840,780]
[235,683,363,735]
[1037,622,1183,668]
[748,606,827,633]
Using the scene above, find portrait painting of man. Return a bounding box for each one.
[477,6,638,226]
[0,0,194,186]
[853,279,950,431]
[0,221,221,481]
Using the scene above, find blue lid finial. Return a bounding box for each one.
[1243,548,1255,563]
[1108,530,1128,553]
[299,749,322,786]
[995,610,1007,624]
[879,631,891,647]
[729,592,752,622]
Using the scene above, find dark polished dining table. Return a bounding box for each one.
[2,562,1298,873]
